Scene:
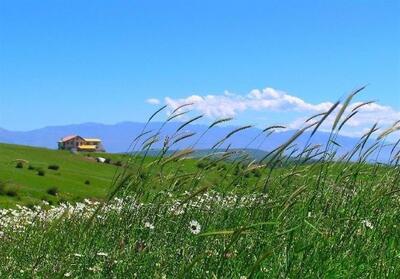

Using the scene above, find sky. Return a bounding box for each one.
[0,0,399,136]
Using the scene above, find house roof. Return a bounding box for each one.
[59,135,83,143]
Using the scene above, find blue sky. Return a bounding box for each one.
[0,0,399,134]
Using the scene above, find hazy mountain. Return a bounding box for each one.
[0,122,394,162]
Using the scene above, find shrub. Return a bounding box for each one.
[85,180,90,185]
[16,162,24,169]
[28,165,36,170]
[48,164,60,171]
[6,189,18,197]
[37,169,46,176]
[196,161,207,169]
[47,187,58,196]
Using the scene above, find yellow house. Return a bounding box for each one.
[58,135,105,152]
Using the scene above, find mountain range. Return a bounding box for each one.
[0,122,394,162]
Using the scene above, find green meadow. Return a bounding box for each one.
[0,143,121,207]
[0,101,399,277]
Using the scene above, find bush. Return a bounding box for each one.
[28,165,36,170]
[6,189,18,197]
[37,169,46,176]
[47,187,58,196]
[16,162,24,169]
[85,180,90,185]
[196,161,207,169]
[48,164,60,171]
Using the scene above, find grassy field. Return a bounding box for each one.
[0,99,399,277]
[0,144,279,208]
[0,144,124,207]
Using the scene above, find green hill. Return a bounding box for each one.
[0,143,276,208]
[0,143,124,207]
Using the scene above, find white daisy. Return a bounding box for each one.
[189,220,201,235]
[144,221,155,230]
[361,220,374,229]
[96,252,109,257]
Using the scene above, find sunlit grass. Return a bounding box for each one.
[0,89,399,277]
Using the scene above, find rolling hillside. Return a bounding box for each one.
[0,143,123,207]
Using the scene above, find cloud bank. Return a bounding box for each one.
[147,87,400,137]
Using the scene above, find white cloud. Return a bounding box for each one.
[146,98,161,105]
[287,102,400,137]
[158,87,400,137]
[164,88,335,119]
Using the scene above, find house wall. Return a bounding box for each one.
[63,137,85,150]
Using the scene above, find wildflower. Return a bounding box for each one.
[97,252,109,257]
[64,272,72,277]
[173,207,185,216]
[73,253,82,258]
[144,221,155,230]
[261,267,269,272]
[361,220,374,229]
[88,266,102,273]
[189,220,201,235]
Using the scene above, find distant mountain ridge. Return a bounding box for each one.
[0,122,394,162]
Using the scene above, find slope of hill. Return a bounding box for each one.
[0,144,271,208]
[0,143,122,207]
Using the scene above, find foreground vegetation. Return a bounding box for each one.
[0,91,399,277]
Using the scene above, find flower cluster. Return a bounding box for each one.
[0,191,268,239]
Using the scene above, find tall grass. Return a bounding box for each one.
[0,92,399,278]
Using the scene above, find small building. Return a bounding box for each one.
[58,135,105,152]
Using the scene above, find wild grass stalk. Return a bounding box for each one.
[0,94,399,278]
